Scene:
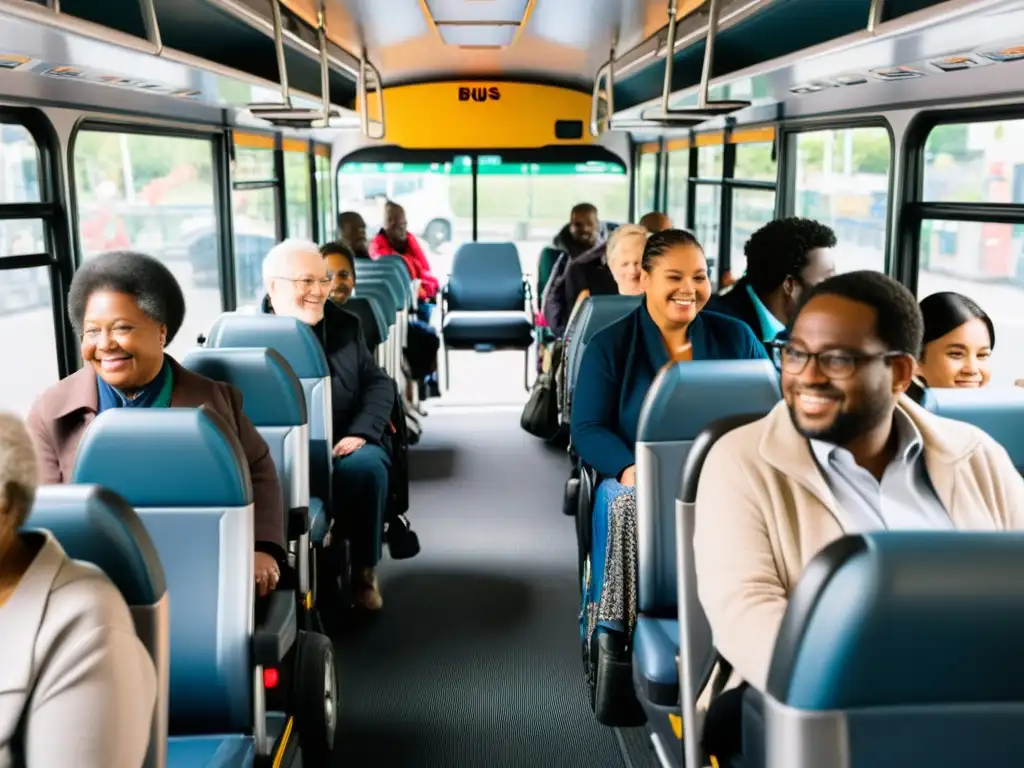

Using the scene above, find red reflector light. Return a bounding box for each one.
[263,668,279,689]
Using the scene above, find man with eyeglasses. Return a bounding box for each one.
[262,238,395,612]
[691,271,1024,764]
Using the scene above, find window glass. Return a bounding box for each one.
[666,150,688,228]
[734,141,776,182]
[1,219,46,258]
[235,145,276,182]
[0,266,58,414]
[917,220,1024,385]
[923,120,1024,203]
[730,188,776,279]
[284,150,311,240]
[697,142,723,178]
[337,158,472,279]
[636,152,657,214]
[793,127,889,272]
[316,153,334,242]
[0,124,42,203]
[74,131,220,359]
[693,184,721,278]
[232,187,277,307]
[475,157,629,280]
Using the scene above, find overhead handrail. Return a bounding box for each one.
[357,54,385,140]
[639,0,750,123]
[867,0,885,33]
[589,37,616,137]
[139,0,163,55]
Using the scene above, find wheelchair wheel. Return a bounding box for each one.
[293,631,338,764]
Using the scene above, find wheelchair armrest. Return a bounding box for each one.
[252,589,298,666]
[287,506,309,541]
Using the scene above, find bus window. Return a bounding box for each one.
[337,158,472,275]
[316,151,334,241]
[792,126,890,273]
[730,140,777,278]
[665,146,688,230]
[0,124,55,415]
[635,150,657,214]
[475,157,629,281]
[73,130,220,359]
[232,143,278,307]
[284,147,312,240]
[917,118,1024,385]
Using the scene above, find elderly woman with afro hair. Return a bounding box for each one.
[25,251,286,596]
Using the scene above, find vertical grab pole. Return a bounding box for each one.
[270,0,291,108]
[317,0,331,123]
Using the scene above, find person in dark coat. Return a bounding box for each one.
[542,202,609,336]
[321,240,382,355]
[262,239,395,611]
[707,217,836,347]
[26,250,286,597]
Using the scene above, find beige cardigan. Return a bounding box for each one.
[693,396,1024,703]
[0,532,156,768]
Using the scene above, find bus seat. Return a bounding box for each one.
[344,296,386,355]
[373,252,413,284]
[71,407,296,762]
[536,245,562,301]
[205,313,333,542]
[675,414,765,768]
[763,531,1024,768]
[352,282,401,376]
[358,258,413,308]
[919,386,1024,472]
[440,242,534,389]
[180,347,318,604]
[561,294,642,423]
[24,484,169,768]
[629,363,779,741]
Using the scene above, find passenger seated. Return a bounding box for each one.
[338,211,371,261]
[915,291,994,390]
[563,212,672,313]
[26,251,286,596]
[0,412,156,766]
[261,239,395,611]
[707,217,836,346]
[369,201,439,322]
[542,203,609,336]
[321,240,382,353]
[569,223,649,320]
[693,271,1024,762]
[570,230,768,645]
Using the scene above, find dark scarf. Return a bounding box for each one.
[96,359,173,413]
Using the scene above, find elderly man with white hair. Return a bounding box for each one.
[260,238,395,611]
[0,412,157,766]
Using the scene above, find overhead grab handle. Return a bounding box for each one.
[867,0,885,33]
[358,55,385,140]
[310,0,346,128]
[589,38,616,137]
[138,0,163,55]
[640,0,750,124]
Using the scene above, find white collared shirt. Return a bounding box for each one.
[809,409,954,532]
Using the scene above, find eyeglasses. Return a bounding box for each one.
[773,344,905,380]
[273,276,331,290]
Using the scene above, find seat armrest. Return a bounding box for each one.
[252,589,297,666]
[287,506,309,541]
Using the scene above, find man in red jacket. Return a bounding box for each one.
[369,201,440,312]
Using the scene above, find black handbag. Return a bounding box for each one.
[520,340,564,440]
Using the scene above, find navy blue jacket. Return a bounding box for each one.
[569,300,768,479]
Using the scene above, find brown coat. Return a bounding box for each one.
[25,357,285,555]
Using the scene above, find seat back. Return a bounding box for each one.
[446,242,525,312]
[180,348,309,514]
[359,260,412,307]
[205,313,333,511]
[920,387,1024,472]
[358,276,404,318]
[561,294,642,418]
[374,252,413,282]
[536,245,562,299]
[72,408,255,736]
[355,280,400,320]
[676,413,763,768]
[764,531,1024,768]
[636,360,780,615]
[25,483,170,768]
[344,296,387,349]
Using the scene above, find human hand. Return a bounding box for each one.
[333,436,366,457]
[254,551,280,597]
[619,465,636,487]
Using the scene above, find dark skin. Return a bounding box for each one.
[761,247,836,326]
[782,294,915,480]
[569,208,598,250]
[324,250,355,304]
[339,213,368,255]
[638,211,672,233]
[384,204,408,249]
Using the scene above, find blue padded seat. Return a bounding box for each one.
[346,296,389,345]
[167,735,254,767]
[920,386,1024,472]
[72,407,256,741]
[358,277,403,318]
[355,282,399,322]
[633,617,679,703]
[441,312,534,347]
[763,531,1024,768]
[358,260,412,307]
[561,295,642,420]
[444,242,526,312]
[205,313,333,532]
[24,483,170,768]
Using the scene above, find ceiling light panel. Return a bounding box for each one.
[437,24,518,46]
[424,0,530,24]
